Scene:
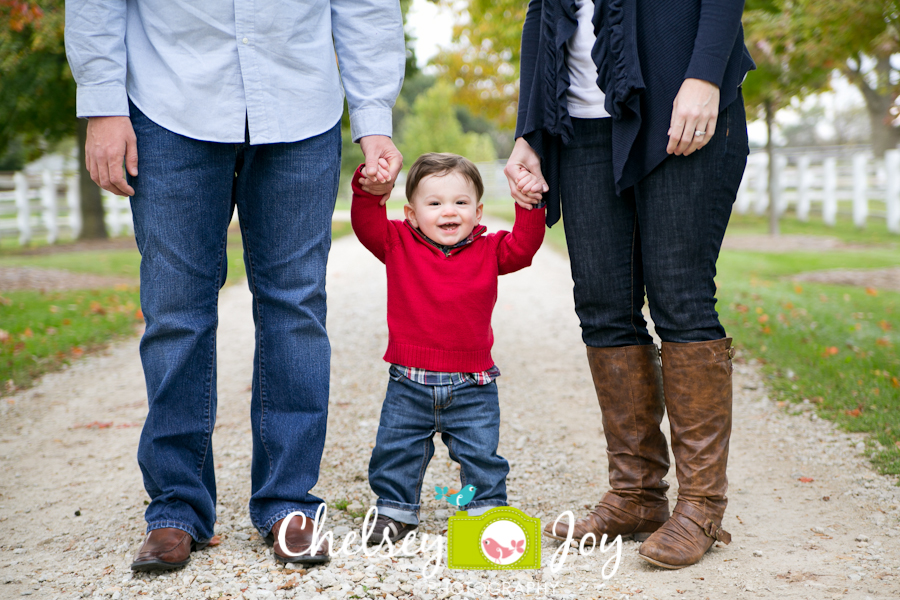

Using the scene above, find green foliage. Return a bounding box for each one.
[398,81,497,164]
[0,0,74,157]
[717,251,900,476]
[429,0,525,131]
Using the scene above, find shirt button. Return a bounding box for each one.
[242,37,249,44]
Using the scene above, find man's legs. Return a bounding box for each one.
[129,103,236,544]
[232,121,341,536]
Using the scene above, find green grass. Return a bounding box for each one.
[0,221,355,396]
[0,288,143,393]
[727,212,899,246]
[716,251,900,477]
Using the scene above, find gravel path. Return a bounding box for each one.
[2,219,899,600]
[791,267,900,293]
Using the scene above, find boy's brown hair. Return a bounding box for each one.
[405,153,484,203]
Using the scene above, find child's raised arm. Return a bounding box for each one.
[350,164,398,263]
[495,203,547,275]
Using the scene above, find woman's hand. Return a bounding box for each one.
[504,137,547,209]
[667,78,720,157]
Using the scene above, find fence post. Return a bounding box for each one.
[14,171,31,245]
[823,156,837,226]
[41,169,59,244]
[66,173,81,239]
[754,152,769,215]
[852,153,868,228]
[796,155,811,222]
[774,154,788,216]
[104,190,121,236]
[886,149,900,234]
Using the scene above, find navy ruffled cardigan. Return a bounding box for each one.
[515,0,755,226]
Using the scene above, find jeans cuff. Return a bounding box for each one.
[147,520,205,544]
[375,500,420,526]
[260,506,323,538]
[462,501,507,517]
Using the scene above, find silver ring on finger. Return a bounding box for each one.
[694,130,707,136]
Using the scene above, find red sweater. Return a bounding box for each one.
[350,167,546,372]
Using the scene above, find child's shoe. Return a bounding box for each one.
[367,514,417,544]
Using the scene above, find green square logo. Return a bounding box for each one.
[447,507,541,570]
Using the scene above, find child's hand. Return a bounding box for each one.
[359,157,396,204]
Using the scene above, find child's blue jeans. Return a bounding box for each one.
[368,367,509,525]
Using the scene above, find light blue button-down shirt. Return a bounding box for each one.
[65,0,405,145]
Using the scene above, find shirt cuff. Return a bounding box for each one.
[350,107,393,143]
[76,84,130,118]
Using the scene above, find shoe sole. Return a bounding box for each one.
[542,531,653,543]
[638,552,690,570]
[264,534,331,565]
[130,541,208,572]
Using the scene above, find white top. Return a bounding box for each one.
[565,0,611,119]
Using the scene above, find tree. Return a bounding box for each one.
[0,0,108,239]
[790,0,900,156]
[398,81,497,164]
[742,0,830,234]
[429,0,526,132]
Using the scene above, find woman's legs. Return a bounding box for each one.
[635,94,749,568]
[549,118,669,542]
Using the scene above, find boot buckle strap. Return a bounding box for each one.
[674,503,732,545]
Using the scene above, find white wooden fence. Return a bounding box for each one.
[0,170,133,245]
[735,146,900,233]
[2,146,898,245]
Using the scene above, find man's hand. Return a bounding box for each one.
[504,137,547,209]
[359,135,402,205]
[85,116,138,196]
[667,78,720,157]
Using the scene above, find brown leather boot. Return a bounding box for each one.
[639,338,734,569]
[544,344,670,543]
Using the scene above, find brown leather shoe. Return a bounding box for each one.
[639,338,734,569]
[265,514,331,564]
[131,528,206,571]
[544,345,670,543]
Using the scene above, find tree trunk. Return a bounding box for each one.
[765,99,779,236]
[848,57,900,157]
[76,118,108,240]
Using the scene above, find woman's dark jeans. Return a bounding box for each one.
[560,94,749,347]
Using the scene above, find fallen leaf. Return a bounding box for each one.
[845,408,861,417]
[794,285,803,293]
[135,309,144,321]
[866,287,878,296]
[72,421,114,429]
[758,314,769,323]
[89,301,106,315]
[0,329,9,342]
[822,346,839,357]
[207,535,222,546]
[798,477,814,483]
[876,338,892,347]
[23,327,33,338]
[880,320,893,332]
[71,347,84,358]
[892,377,900,388]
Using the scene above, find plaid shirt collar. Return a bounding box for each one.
[405,221,487,256]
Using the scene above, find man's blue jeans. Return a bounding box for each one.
[128,103,339,542]
[368,367,509,526]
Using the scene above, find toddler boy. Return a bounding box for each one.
[350,152,546,543]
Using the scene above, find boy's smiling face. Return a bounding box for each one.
[405,171,483,246]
